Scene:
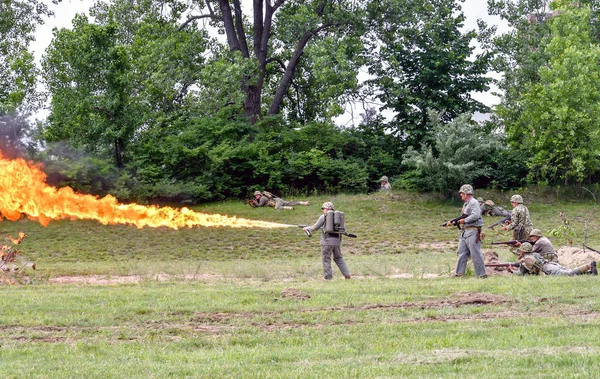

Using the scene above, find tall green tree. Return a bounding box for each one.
[42,4,208,167]
[499,1,600,184]
[365,0,493,148]
[177,0,366,123]
[0,0,50,114]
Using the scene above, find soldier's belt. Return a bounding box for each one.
[463,226,480,230]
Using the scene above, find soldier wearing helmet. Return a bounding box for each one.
[249,190,310,210]
[451,184,487,278]
[303,201,351,280]
[478,198,511,218]
[379,175,392,191]
[526,228,558,262]
[517,242,597,276]
[502,194,533,242]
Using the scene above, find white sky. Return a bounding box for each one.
[31,0,510,123]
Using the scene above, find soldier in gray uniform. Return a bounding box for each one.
[502,194,533,241]
[516,242,597,276]
[379,176,392,191]
[303,202,351,280]
[527,229,559,262]
[450,184,487,278]
[251,191,310,210]
[477,198,511,217]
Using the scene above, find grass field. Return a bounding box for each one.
[2,189,600,377]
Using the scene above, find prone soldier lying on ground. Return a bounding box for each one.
[515,242,597,276]
[477,198,511,217]
[248,191,310,210]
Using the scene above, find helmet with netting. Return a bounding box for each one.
[459,184,473,195]
[510,194,523,204]
[529,229,543,237]
[321,202,334,210]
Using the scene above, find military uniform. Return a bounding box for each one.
[253,191,309,210]
[505,195,533,241]
[516,242,596,276]
[531,236,558,262]
[379,176,392,191]
[305,202,351,280]
[454,185,487,278]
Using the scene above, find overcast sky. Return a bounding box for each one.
[32,0,510,123]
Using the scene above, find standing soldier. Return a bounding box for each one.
[379,176,392,191]
[303,202,351,280]
[502,194,533,241]
[516,243,597,276]
[450,184,487,278]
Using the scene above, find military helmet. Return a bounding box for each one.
[510,194,523,204]
[379,175,389,182]
[518,242,533,253]
[476,197,484,203]
[321,202,334,210]
[459,184,473,195]
[254,191,262,196]
[530,228,543,237]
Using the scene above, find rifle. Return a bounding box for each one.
[297,225,357,238]
[485,262,521,272]
[487,215,511,230]
[491,239,532,246]
[485,262,521,268]
[584,245,600,254]
[441,214,468,229]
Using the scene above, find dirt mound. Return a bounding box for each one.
[557,246,600,267]
[483,250,516,276]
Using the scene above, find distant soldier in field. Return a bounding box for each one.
[303,202,351,280]
[516,242,597,276]
[502,194,533,241]
[513,229,558,262]
[450,184,487,278]
[249,191,310,210]
[379,176,392,191]
[477,198,511,217]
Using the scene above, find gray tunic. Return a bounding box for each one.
[531,236,558,262]
[306,214,342,246]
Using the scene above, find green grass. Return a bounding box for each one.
[1,189,600,377]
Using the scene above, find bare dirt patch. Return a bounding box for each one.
[49,273,223,285]
[557,246,600,267]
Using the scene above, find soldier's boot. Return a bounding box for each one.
[592,261,598,276]
[572,263,591,275]
[281,206,295,210]
[299,201,310,206]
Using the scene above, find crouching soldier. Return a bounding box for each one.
[249,191,310,210]
[517,242,597,276]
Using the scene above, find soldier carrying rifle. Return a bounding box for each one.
[502,194,533,241]
[443,184,487,278]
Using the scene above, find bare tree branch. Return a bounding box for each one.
[178,14,220,31]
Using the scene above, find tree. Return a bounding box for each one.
[42,4,208,167]
[365,0,493,148]
[177,0,365,123]
[400,112,503,195]
[0,0,50,114]
[499,1,600,184]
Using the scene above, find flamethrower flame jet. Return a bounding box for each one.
[0,153,295,230]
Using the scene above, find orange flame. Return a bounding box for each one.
[0,153,292,229]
